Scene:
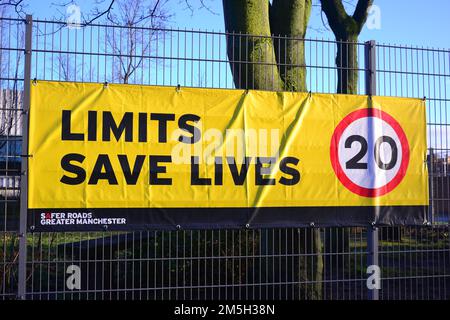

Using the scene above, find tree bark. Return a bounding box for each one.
[270,0,311,92]
[223,0,283,90]
[222,0,323,300]
[320,0,373,94]
[222,0,312,92]
[336,34,358,94]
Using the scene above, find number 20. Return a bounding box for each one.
[345,135,398,170]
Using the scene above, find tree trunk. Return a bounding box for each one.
[223,0,283,91]
[270,0,311,92]
[222,1,323,299]
[336,34,358,94]
[320,0,373,94]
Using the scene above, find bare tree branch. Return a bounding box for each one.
[0,0,26,17]
[183,0,218,17]
[83,0,115,25]
[105,0,168,83]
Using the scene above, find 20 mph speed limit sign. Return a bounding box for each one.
[330,108,410,198]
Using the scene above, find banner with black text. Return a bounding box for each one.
[28,81,428,231]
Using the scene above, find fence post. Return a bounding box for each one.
[17,14,33,300]
[364,40,380,300]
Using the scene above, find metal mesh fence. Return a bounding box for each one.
[0,16,449,300]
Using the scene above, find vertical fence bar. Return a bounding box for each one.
[365,40,379,300]
[365,41,377,95]
[17,14,32,300]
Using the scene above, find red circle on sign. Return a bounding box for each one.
[330,108,410,198]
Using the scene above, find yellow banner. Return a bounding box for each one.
[28,81,428,230]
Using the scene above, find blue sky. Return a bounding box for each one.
[22,0,450,49]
